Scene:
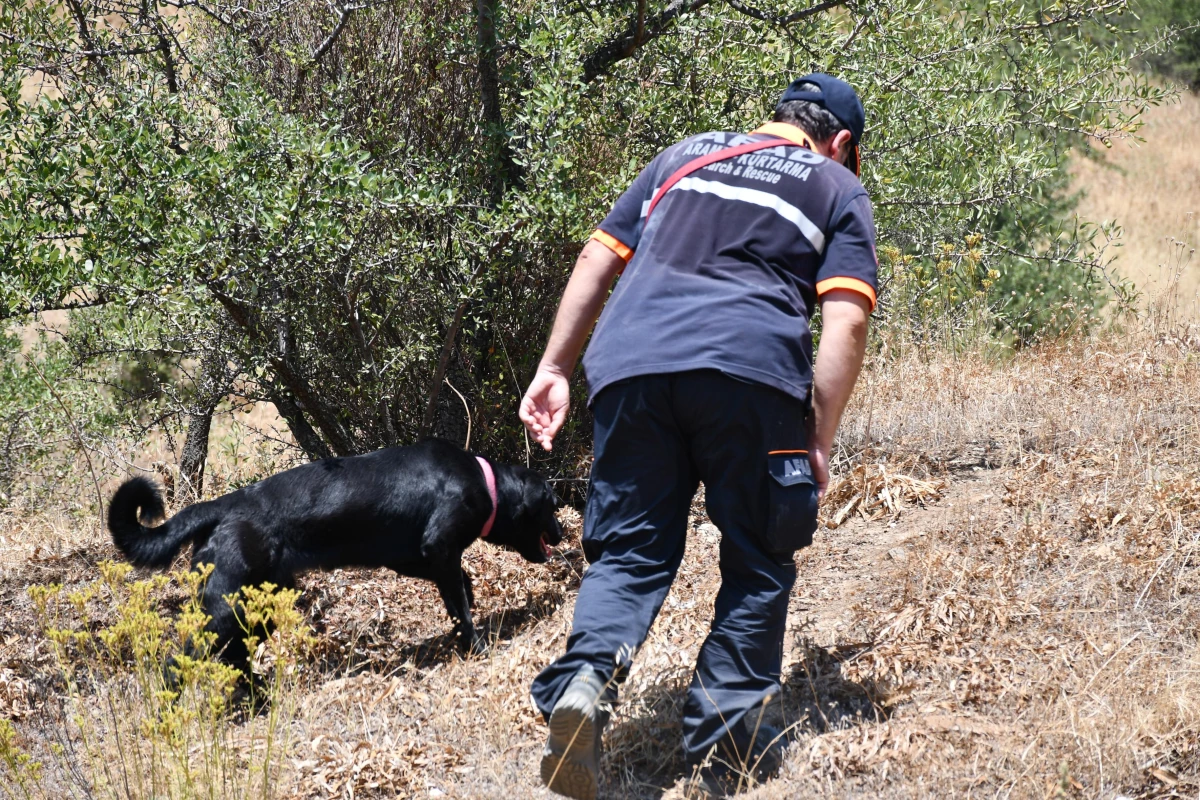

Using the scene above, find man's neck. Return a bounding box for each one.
[751,121,817,150]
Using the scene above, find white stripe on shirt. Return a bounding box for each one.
[666,176,826,254]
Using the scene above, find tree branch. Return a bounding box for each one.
[581,0,712,84]
[292,3,358,104]
[341,282,398,445]
[580,0,846,83]
[63,0,107,78]
[725,0,847,26]
[154,28,179,94]
[208,284,357,456]
[311,4,357,64]
[418,223,524,438]
[418,261,489,438]
[268,387,335,461]
[634,0,647,47]
[1,293,113,323]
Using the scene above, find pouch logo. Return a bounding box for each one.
[784,459,805,476]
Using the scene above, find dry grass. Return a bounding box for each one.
[4,320,1200,799]
[783,330,1200,798]
[1073,86,1200,305]
[6,183,1200,795]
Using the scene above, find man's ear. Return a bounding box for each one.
[829,129,854,166]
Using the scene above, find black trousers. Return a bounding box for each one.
[530,370,818,764]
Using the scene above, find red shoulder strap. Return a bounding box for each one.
[644,137,793,221]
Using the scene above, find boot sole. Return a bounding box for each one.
[540,701,598,800]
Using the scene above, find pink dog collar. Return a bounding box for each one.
[476,456,498,538]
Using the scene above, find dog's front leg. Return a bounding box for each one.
[433,568,483,655]
[420,513,485,655]
[462,567,476,609]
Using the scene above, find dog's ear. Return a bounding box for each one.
[516,473,543,518]
[513,472,554,520]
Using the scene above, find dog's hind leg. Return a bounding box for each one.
[191,521,275,675]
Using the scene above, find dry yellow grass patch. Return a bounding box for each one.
[1073,86,1200,304]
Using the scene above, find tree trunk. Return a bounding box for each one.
[178,406,214,503]
[474,0,520,199]
[177,349,228,503]
[270,389,334,461]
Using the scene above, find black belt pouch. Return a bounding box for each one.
[765,452,819,554]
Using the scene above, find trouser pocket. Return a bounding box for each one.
[765,451,818,555]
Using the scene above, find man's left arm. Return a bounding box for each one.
[808,291,870,497]
[519,240,626,451]
[519,153,665,451]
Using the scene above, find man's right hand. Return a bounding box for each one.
[517,239,626,452]
[520,367,571,452]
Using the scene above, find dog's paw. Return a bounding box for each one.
[458,631,490,658]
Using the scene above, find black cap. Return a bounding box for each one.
[780,73,865,175]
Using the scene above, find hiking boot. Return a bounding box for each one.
[540,663,612,800]
[675,768,731,799]
[722,721,785,780]
[679,721,787,798]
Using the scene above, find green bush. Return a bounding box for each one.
[1135,0,1200,88]
[0,329,118,511]
[0,0,1167,489]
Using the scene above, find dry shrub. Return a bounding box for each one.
[779,328,1200,798]
[821,461,948,528]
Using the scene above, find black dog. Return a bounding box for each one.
[107,439,563,669]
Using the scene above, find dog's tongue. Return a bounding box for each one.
[541,538,553,558]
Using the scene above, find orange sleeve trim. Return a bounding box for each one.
[816,277,877,311]
[589,229,633,264]
[768,449,809,455]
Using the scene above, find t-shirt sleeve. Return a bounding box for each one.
[816,192,878,311]
[588,156,662,265]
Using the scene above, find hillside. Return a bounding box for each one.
[1073,85,1200,304]
[3,328,1199,799]
[8,0,1200,795]
[4,82,1200,800]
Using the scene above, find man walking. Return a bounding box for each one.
[520,74,877,799]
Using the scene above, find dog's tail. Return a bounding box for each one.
[107,477,217,568]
